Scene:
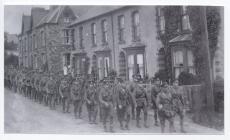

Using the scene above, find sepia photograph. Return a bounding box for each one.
[4,4,224,134]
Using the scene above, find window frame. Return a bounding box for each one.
[132,11,140,42]
[91,23,97,46]
[118,15,125,43]
[101,19,108,44]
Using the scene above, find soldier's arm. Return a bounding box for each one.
[156,94,162,109]
[130,88,137,107]
[112,87,117,108]
[59,84,63,98]
[98,89,107,106]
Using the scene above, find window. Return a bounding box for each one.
[132,11,140,41]
[79,26,84,48]
[41,31,45,46]
[157,7,165,34]
[174,50,183,66]
[98,57,103,79]
[101,20,108,44]
[63,29,72,45]
[128,55,134,81]
[25,38,27,52]
[104,57,110,77]
[91,23,97,46]
[32,35,35,49]
[34,34,37,49]
[42,53,46,65]
[137,54,144,78]
[34,55,38,69]
[173,50,184,79]
[63,53,71,75]
[187,50,195,74]
[181,6,191,31]
[118,15,125,43]
[64,17,71,23]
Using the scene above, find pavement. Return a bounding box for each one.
[4,88,223,134]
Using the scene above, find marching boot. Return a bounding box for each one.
[119,122,124,130]
[125,124,129,130]
[144,121,149,128]
[136,120,141,128]
[104,125,108,132]
[110,126,115,133]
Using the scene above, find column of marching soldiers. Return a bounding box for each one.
[5,67,187,133]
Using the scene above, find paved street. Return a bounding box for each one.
[4,89,223,134]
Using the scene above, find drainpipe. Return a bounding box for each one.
[111,13,116,70]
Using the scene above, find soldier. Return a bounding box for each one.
[133,80,149,128]
[171,80,186,133]
[70,78,83,118]
[30,72,36,101]
[59,75,71,113]
[85,80,99,124]
[115,81,134,130]
[35,72,41,103]
[39,74,47,105]
[124,81,136,120]
[150,78,161,126]
[99,79,116,132]
[156,82,176,133]
[46,74,56,109]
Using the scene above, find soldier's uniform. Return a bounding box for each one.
[134,83,149,128]
[171,84,186,133]
[59,77,71,113]
[156,84,176,133]
[26,73,32,99]
[85,80,99,124]
[150,81,161,126]
[70,79,83,118]
[124,81,136,120]
[99,80,116,132]
[46,75,56,109]
[39,75,47,105]
[116,83,133,130]
[30,72,36,101]
[35,73,41,102]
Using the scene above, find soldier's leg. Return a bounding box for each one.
[143,105,149,128]
[179,111,185,133]
[99,104,103,122]
[109,105,115,133]
[125,106,131,130]
[131,103,135,120]
[159,111,166,133]
[62,97,66,113]
[79,100,83,118]
[136,106,142,128]
[86,103,92,123]
[92,104,98,124]
[103,107,109,132]
[117,107,124,130]
[154,109,159,126]
[66,99,71,113]
[168,117,175,133]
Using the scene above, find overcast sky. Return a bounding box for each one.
[4,5,49,35]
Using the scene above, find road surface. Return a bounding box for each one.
[4,89,223,134]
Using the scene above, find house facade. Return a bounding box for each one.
[18,5,223,82]
[18,6,76,74]
[68,6,164,81]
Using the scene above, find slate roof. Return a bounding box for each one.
[36,6,65,27]
[31,7,49,28]
[69,6,124,26]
